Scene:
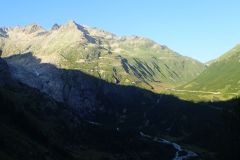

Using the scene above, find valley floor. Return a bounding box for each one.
[159,88,239,102]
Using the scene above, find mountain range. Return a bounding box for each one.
[0,20,205,91]
[1,20,239,101]
[0,20,240,160]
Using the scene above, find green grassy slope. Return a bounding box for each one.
[176,45,240,101]
[58,36,205,90]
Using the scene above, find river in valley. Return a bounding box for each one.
[140,132,198,160]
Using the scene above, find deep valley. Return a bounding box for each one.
[0,21,240,160]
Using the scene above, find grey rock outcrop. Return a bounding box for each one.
[51,23,60,30]
[5,53,101,116]
[0,28,8,38]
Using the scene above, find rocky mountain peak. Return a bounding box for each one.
[59,20,96,43]
[22,24,45,34]
[51,23,60,30]
[60,20,85,34]
[0,27,8,37]
[63,20,81,30]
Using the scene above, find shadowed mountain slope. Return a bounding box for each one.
[0,53,240,160]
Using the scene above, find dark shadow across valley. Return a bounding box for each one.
[1,52,240,160]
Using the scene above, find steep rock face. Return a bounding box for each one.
[1,21,205,91]
[5,53,102,116]
[6,54,64,101]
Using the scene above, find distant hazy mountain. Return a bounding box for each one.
[179,45,240,99]
[0,20,205,90]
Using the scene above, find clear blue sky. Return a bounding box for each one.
[1,0,240,62]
